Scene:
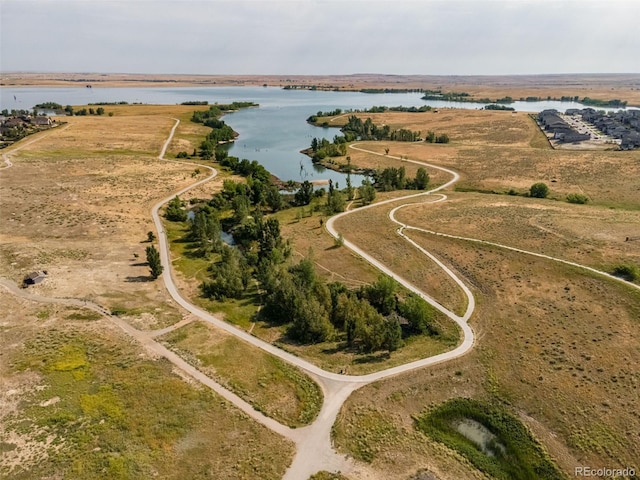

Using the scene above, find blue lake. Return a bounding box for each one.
[1,86,633,183]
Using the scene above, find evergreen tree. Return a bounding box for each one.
[146,245,163,279]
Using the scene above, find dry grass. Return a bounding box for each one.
[0,107,299,479]
[332,202,469,316]
[334,232,640,479]
[395,192,640,276]
[158,320,323,427]
[324,110,640,209]
[0,294,294,480]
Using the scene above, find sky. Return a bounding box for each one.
[1,0,639,76]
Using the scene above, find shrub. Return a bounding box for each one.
[612,264,639,282]
[176,151,189,158]
[566,193,588,204]
[529,182,549,198]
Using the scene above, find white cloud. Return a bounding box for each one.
[1,0,638,74]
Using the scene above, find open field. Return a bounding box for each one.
[321,109,640,208]
[4,100,640,479]
[3,72,640,106]
[394,192,640,277]
[0,106,308,478]
[332,200,469,317]
[158,320,323,428]
[334,232,640,479]
[0,110,207,323]
[0,293,294,479]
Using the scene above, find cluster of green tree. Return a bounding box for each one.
[365,105,432,113]
[181,101,209,105]
[484,104,515,111]
[580,97,627,108]
[307,106,433,125]
[260,257,438,350]
[359,88,424,94]
[34,102,63,110]
[1,109,31,117]
[215,147,272,183]
[421,91,510,104]
[373,166,429,192]
[309,136,348,160]
[341,115,420,141]
[421,91,470,101]
[88,101,129,105]
[191,102,258,124]
[192,103,258,158]
[283,85,318,90]
[66,106,106,116]
[529,182,549,199]
[424,131,450,143]
[612,264,639,282]
[163,177,290,301]
[165,195,188,221]
[325,180,346,214]
[566,192,588,204]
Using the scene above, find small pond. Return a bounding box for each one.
[454,418,506,457]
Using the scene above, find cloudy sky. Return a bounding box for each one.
[1,0,638,75]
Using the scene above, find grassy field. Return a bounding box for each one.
[394,192,640,279]
[0,106,302,479]
[0,295,294,479]
[323,108,640,479]
[333,232,640,479]
[332,201,469,317]
[159,321,323,427]
[319,110,640,208]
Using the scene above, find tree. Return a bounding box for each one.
[232,195,251,225]
[147,231,156,243]
[529,182,549,198]
[399,293,437,335]
[414,168,430,190]
[146,245,163,279]
[362,275,397,315]
[165,196,187,222]
[359,178,376,205]
[326,190,346,214]
[295,180,314,206]
[201,247,249,300]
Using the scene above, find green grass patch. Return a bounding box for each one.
[65,311,103,321]
[6,327,293,480]
[332,407,401,463]
[414,398,565,480]
[161,322,323,427]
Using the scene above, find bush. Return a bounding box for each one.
[612,264,639,282]
[529,182,549,198]
[566,193,588,204]
[176,151,189,158]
